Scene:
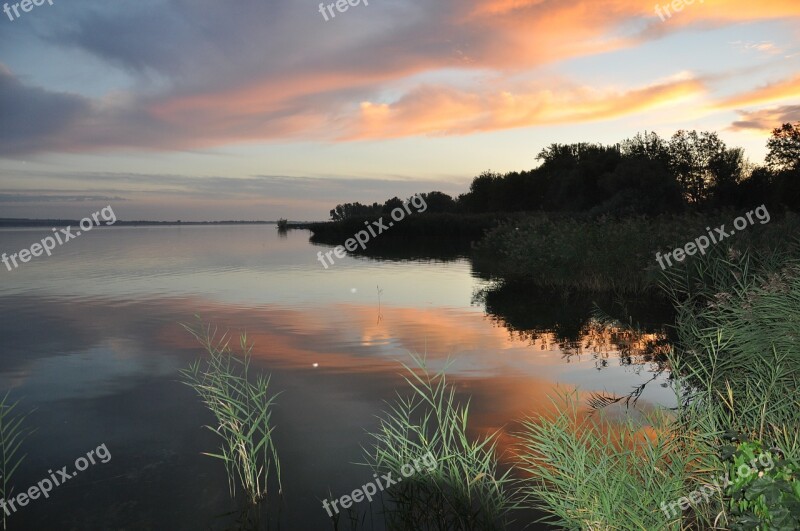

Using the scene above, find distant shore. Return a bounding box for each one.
[0,219,290,228]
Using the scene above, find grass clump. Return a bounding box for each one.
[180,322,282,508]
[0,393,31,530]
[363,356,517,531]
[517,392,690,530]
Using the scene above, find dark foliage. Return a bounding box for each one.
[326,124,800,221]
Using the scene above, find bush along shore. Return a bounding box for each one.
[473,210,800,294]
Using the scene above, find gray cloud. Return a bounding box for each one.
[0,67,91,155]
[3,170,467,202]
[730,105,800,132]
[0,193,128,203]
[0,170,470,220]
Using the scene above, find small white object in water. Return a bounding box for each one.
[313,363,319,368]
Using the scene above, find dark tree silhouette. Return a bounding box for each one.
[382,197,404,215]
[326,126,799,221]
[415,192,456,213]
[668,130,732,205]
[766,122,800,172]
[330,202,382,221]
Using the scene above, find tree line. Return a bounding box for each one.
[329,123,800,221]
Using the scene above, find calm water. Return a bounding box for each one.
[0,225,674,530]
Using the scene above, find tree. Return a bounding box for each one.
[668,130,728,205]
[382,197,404,215]
[461,171,503,213]
[416,192,456,213]
[620,131,671,166]
[766,122,800,172]
[707,147,746,207]
[598,133,684,215]
[736,165,774,208]
[330,202,381,221]
[537,143,621,212]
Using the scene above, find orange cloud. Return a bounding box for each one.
[131,0,796,148]
[346,77,705,139]
[467,0,800,24]
[467,0,800,66]
[673,0,800,22]
[717,74,800,109]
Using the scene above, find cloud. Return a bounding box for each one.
[0,171,469,220]
[346,77,705,139]
[0,65,707,154]
[1,0,799,155]
[730,41,783,55]
[5,171,465,199]
[730,105,800,132]
[0,194,127,203]
[0,66,92,155]
[717,74,800,108]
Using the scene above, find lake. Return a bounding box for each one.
[0,225,674,530]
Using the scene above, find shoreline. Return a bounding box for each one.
[0,220,291,228]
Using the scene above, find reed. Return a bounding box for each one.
[0,393,31,531]
[516,391,690,530]
[474,212,800,293]
[513,242,800,529]
[362,355,517,530]
[179,322,282,507]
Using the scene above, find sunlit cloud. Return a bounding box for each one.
[1,0,799,157]
[730,105,800,132]
[716,74,800,108]
[730,40,782,55]
[346,78,706,139]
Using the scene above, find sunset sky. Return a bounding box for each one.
[1,0,799,221]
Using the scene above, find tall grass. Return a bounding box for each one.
[670,339,800,529]
[363,356,517,531]
[663,245,800,528]
[0,393,31,530]
[513,240,800,529]
[517,392,690,530]
[179,322,282,507]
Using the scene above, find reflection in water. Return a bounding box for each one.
[475,279,673,369]
[0,226,674,529]
[558,320,670,370]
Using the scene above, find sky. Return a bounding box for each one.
[0,0,798,221]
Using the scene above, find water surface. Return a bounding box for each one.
[0,225,673,530]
